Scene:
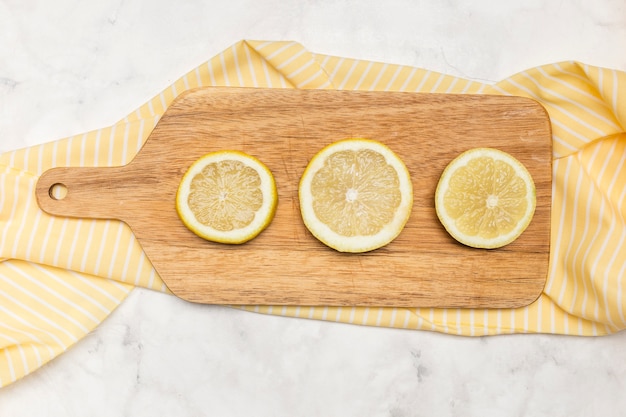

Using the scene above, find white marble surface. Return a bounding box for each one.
[1,1,626,415]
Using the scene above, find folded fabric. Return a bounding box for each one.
[0,40,624,387]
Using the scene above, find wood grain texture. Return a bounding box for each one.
[36,87,552,308]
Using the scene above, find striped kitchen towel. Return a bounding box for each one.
[0,40,624,387]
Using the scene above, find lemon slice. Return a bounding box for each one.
[435,148,536,249]
[176,151,277,244]
[299,138,413,253]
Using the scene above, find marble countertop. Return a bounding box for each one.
[1,1,625,416]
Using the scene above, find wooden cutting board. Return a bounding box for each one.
[35,87,552,308]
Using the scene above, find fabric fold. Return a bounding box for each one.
[485,61,625,158]
[0,40,624,387]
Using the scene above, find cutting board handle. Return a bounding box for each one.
[36,166,131,221]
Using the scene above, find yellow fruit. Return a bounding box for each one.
[299,138,413,253]
[176,151,277,244]
[435,148,536,249]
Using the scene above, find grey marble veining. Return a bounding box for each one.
[1,1,625,416]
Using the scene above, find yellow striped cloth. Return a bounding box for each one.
[1,40,624,386]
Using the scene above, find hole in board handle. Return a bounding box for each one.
[49,183,68,200]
